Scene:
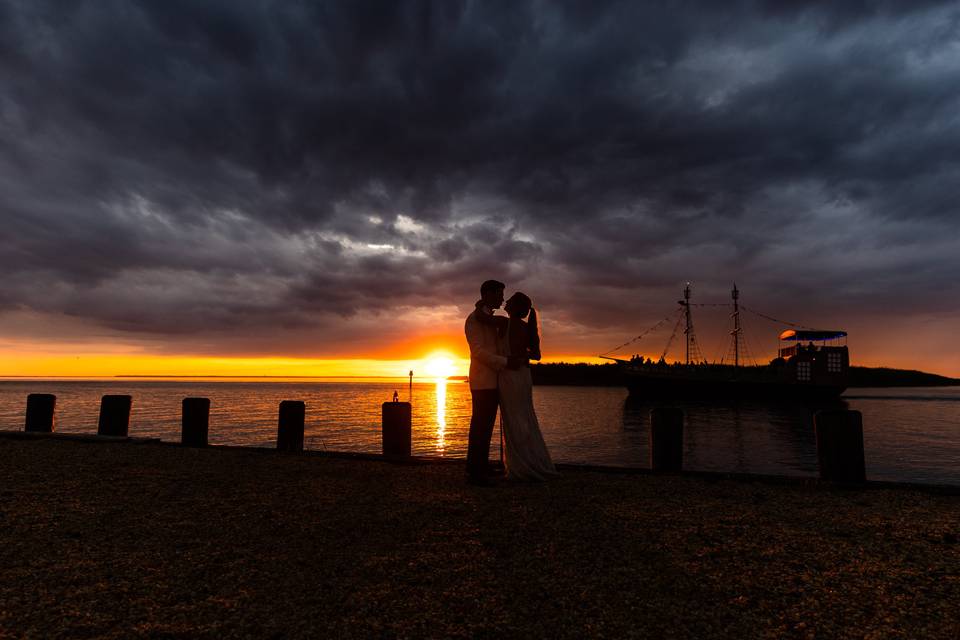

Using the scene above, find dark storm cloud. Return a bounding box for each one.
[1,0,959,355]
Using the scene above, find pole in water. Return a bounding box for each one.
[382,399,412,458]
[499,413,504,469]
[277,400,305,452]
[650,407,684,472]
[408,370,413,402]
[815,409,866,483]
[181,397,210,447]
[25,394,56,433]
[98,395,132,437]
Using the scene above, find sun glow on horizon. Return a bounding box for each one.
[0,343,478,379]
[4,332,954,380]
[422,352,458,380]
[1,345,957,380]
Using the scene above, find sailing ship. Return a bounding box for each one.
[601,284,849,399]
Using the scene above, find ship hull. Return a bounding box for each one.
[623,367,847,401]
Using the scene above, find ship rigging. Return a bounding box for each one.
[600,284,849,399]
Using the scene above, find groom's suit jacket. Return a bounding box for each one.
[465,304,507,391]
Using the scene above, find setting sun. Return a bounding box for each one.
[422,352,458,380]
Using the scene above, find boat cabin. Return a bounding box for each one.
[777,329,848,384]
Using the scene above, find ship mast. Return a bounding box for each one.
[675,282,704,365]
[731,283,741,368]
[681,283,692,364]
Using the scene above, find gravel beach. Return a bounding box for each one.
[1,436,958,639]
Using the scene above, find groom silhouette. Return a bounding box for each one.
[464,279,525,486]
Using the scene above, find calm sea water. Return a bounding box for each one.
[1,379,958,486]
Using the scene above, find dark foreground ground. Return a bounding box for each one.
[1,437,958,639]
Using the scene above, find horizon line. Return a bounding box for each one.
[0,374,427,379]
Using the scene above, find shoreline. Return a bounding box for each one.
[3,430,960,495]
[2,437,958,638]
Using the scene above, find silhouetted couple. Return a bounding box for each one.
[464,279,558,486]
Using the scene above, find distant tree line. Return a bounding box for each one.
[847,366,959,388]
[530,362,958,387]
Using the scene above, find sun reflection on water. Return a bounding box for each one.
[435,379,447,452]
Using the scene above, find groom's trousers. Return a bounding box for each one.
[466,388,499,479]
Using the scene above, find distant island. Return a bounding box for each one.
[845,366,960,388]
[530,363,959,388]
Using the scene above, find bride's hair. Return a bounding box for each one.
[528,306,541,360]
[506,292,542,360]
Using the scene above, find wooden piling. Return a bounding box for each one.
[97,395,132,437]
[650,407,683,472]
[181,397,210,447]
[277,401,305,452]
[382,401,412,458]
[815,409,866,483]
[25,394,56,433]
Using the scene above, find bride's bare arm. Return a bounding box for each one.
[473,301,508,335]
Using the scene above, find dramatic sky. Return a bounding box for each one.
[2,0,959,376]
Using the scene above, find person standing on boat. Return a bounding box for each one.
[464,279,524,486]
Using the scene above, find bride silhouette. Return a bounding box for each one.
[488,292,559,481]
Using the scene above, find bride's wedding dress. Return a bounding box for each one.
[499,318,558,481]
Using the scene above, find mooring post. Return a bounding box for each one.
[181,397,210,447]
[277,401,305,452]
[814,409,866,483]
[382,400,412,458]
[97,395,132,437]
[25,394,56,433]
[650,407,684,472]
